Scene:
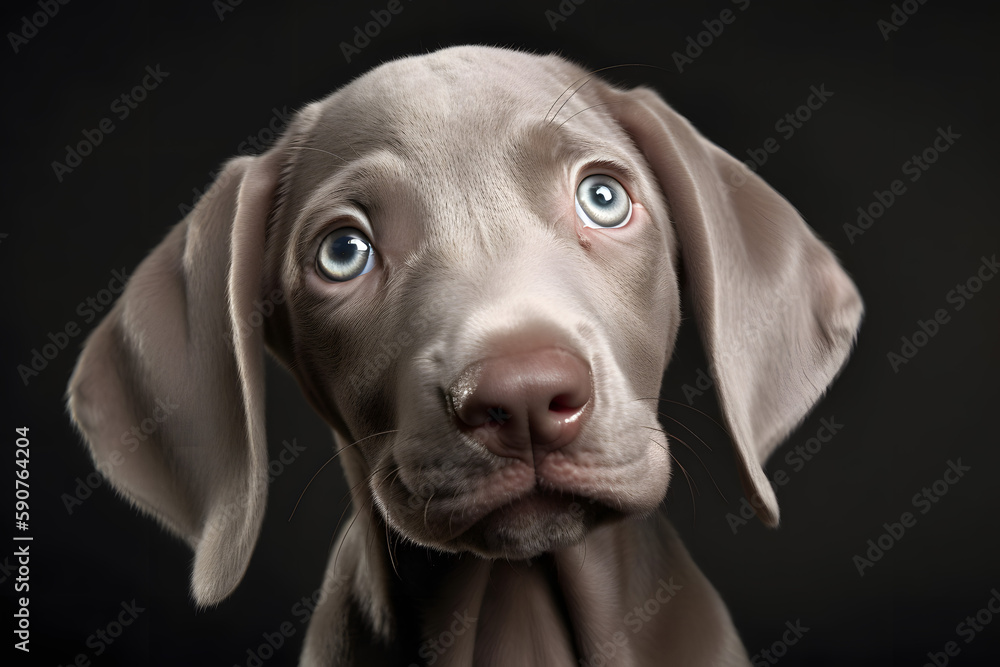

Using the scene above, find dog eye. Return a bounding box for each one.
[316,228,376,282]
[575,175,632,229]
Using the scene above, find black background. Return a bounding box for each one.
[3,0,999,665]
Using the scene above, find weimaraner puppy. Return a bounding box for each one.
[68,45,862,666]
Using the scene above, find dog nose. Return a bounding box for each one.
[450,347,592,462]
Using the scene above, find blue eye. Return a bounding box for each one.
[575,174,632,229]
[317,227,376,282]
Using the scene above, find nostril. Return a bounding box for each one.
[548,394,582,414]
[447,346,593,458]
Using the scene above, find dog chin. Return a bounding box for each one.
[446,490,618,559]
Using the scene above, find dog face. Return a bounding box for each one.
[68,46,862,605]
[268,50,679,559]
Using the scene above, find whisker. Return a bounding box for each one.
[668,448,698,522]
[556,102,617,131]
[545,63,670,125]
[328,470,380,546]
[385,522,400,578]
[288,429,398,521]
[657,411,713,452]
[307,119,364,162]
[333,498,368,573]
[644,424,727,502]
[366,464,403,561]
[287,145,349,164]
[423,490,435,531]
[328,460,398,573]
[645,432,699,494]
[634,396,736,444]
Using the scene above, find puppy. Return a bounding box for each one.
[68,45,862,666]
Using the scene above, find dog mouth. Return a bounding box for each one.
[379,418,672,558]
[385,463,624,559]
[463,487,617,558]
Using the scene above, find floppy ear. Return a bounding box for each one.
[609,86,863,526]
[67,149,282,605]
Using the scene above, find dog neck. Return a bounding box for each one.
[300,508,750,666]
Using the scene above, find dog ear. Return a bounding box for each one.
[67,148,283,605]
[609,86,863,526]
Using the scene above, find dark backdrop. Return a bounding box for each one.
[3,1,998,665]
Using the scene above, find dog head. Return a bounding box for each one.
[68,46,862,605]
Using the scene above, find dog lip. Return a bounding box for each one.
[419,463,537,540]
[416,463,630,544]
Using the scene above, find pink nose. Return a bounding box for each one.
[449,347,592,463]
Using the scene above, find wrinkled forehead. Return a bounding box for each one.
[287,49,642,200]
[317,48,607,158]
